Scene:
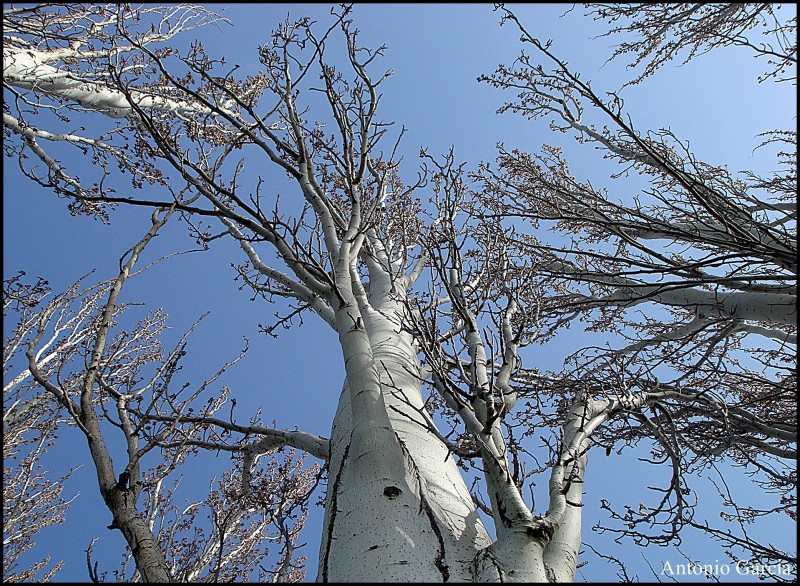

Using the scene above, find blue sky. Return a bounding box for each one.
[3,3,796,582]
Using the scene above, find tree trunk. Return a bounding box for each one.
[318,289,494,582]
[104,487,173,583]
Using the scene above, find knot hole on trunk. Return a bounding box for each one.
[383,485,402,499]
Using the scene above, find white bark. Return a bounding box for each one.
[541,256,796,326]
[319,282,494,581]
[474,535,549,582]
[626,288,797,326]
[3,46,233,120]
[541,401,601,582]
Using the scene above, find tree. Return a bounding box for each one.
[3,211,319,582]
[3,273,76,582]
[3,3,796,582]
[476,5,796,573]
[583,3,797,85]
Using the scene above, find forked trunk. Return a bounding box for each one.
[316,286,588,581]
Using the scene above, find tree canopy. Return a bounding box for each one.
[3,3,796,582]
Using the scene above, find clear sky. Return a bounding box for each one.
[3,3,796,582]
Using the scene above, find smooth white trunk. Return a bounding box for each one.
[318,295,493,581]
[649,289,796,326]
[474,533,549,582]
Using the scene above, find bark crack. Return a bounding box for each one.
[544,561,556,583]
[321,442,349,582]
[394,433,450,582]
[474,546,504,583]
